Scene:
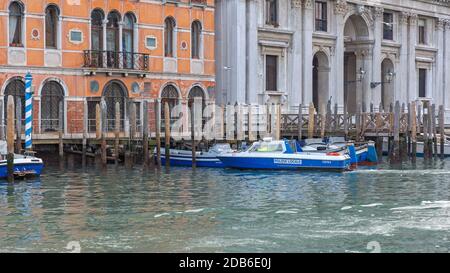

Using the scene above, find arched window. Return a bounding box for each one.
[164,17,176,57]
[103,81,127,131]
[45,5,60,49]
[160,85,179,120]
[41,81,64,132]
[4,79,25,124]
[91,9,104,51]
[123,13,135,69]
[107,11,121,68]
[191,21,202,59]
[9,1,24,47]
[188,86,205,109]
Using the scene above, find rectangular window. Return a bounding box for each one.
[419,69,427,98]
[383,13,393,40]
[265,0,278,26]
[266,55,278,91]
[315,1,327,32]
[418,19,426,44]
[69,30,83,43]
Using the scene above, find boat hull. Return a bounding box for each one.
[0,162,44,179]
[218,155,351,170]
[160,154,225,168]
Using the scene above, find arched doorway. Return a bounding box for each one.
[312,51,329,113]
[103,81,127,131]
[188,86,206,109]
[3,78,25,124]
[41,81,65,132]
[160,84,179,123]
[343,14,370,114]
[381,58,394,111]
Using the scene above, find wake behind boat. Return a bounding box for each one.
[217,138,351,171]
[0,141,44,179]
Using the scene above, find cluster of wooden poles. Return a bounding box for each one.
[76,98,200,170]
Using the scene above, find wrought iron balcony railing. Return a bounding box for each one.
[83,50,150,71]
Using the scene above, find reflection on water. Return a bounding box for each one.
[0,154,449,253]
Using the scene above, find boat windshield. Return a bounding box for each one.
[248,142,284,153]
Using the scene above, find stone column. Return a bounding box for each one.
[334,0,347,110]
[408,13,418,102]
[435,18,445,105]
[372,7,383,108]
[302,0,314,105]
[445,20,450,113]
[290,0,303,107]
[398,12,409,103]
[362,49,373,109]
[246,0,259,104]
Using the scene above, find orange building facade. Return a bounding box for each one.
[0,0,215,136]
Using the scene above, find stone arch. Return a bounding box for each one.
[343,12,372,41]
[312,51,330,113]
[102,80,129,130]
[2,76,25,124]
[40,80,65,132]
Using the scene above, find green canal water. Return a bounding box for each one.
[0,155,449,253]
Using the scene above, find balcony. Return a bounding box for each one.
[83,50,150,72]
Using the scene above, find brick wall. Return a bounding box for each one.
[66,100,84,134]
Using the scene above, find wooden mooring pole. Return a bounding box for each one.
[297,104,303,141]
[7,96,15,182]
[431,104,438,158]
[411,101,417,163]
[390,101,400,164]
[308,102,315,139]
[15,99,21,154]
[191,105,196,169]
[82,100,87,167]
[115,102,120,165]
[155,99,161,167]
[164,102,171,168]
[100,100,107,167]
[143,101,149,167]
[439,105,445,159]
[125,102,136,168]
[58,101,64,158]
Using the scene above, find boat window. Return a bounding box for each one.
[249,142,283,153]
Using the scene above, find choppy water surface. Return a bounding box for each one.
[0,154,449,253]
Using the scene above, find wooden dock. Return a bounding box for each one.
[2,98,449,177]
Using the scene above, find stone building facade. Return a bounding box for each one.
[215,0,450,116]
[0,0,215,136]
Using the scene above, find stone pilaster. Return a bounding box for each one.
[334,0,347,109]
[290,0,303,106]
[372,6,384,108]
[408,13,418,102]
[246,0,259,104]
[398,12,409,103]
[435,18,445,105]
[444,20,450,111]
[302,0,314,104]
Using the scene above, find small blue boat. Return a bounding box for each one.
[302,137,378,164]
[158,143,233,168]
[0,141,44,179]
[0,154,44,179]
[217,138,351,171]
